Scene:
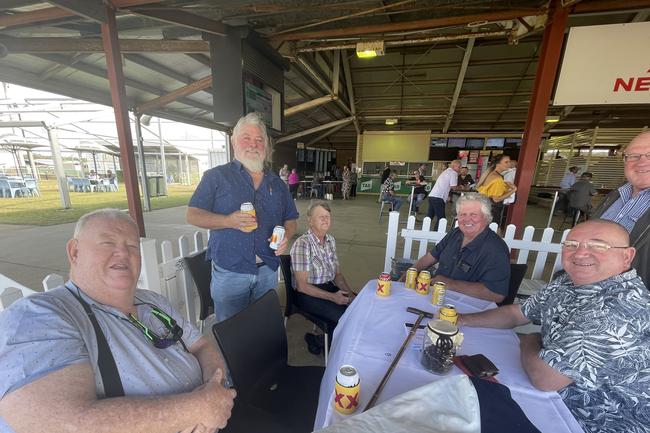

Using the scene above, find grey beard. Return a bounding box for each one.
[239,156,264,173]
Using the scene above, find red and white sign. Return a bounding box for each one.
[554,22,650,105]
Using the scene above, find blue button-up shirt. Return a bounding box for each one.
[430,227,510,296]
[188,160,298,274]
[600,183,650,233]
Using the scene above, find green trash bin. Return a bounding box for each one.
[147,176,161,197]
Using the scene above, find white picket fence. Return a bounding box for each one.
[384,211,571,295]
[138,230,210,325]
[35,230,210,326]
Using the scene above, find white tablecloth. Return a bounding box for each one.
[314,280,584,433]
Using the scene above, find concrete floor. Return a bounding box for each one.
[0,195,565,366]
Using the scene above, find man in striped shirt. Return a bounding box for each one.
[592,131,650,286]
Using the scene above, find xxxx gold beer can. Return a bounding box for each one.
[405,267,418,289]
[333,365,361,415]
[240,202,258,232]
[269,225,285,250]
[416,270,431,295]
[376,272,391,297]
[431,281,446,306]
[439,304,458,325]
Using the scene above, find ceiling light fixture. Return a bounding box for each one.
[545,115,561,123]
[356,40,385,58]
[385,118,398,125]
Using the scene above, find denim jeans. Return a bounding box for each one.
[211,262,278,322]
[383,194,403,211]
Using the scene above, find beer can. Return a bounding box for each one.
[376,272,391,297]
[405,268,418,289]
[334,365,361,415]
[269,225,285,250]
[431,281,446,306]
[416,271,431,295]
[439,304,458,325]
[240,202,258,232]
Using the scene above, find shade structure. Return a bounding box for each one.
[0,138,46,179]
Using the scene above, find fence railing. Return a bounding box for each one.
[384,211,571,293]
[34,230,210,325]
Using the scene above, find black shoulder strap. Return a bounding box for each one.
[68,289,125,398]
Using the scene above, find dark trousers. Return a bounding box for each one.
[351,183,357,197]
[492,202,504,228]
[289,183,299,199]
[427,196,446,222]
[295,281,347,340]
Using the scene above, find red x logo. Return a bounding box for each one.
[377,283,385,293]
[334,392,359,409]
[419,282,427,291]
[346,392,359,409]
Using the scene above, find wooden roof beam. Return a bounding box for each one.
[135,75,212,114]
[47,0,107,24]
[271,9,543,42]
[0,0,163,29]
[0,37,209,53]
[128,7,227,37]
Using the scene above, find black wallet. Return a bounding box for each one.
[458,354,499,378]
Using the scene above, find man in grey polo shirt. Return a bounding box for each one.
[0,209,236,433]
[427,159,462,223]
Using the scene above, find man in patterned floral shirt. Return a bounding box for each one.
[458,219,650,433]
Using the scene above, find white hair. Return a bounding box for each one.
[73,208,138,238]
[232,112,271,162]
[455,193,493,223]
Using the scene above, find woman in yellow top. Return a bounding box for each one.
[476,154,517,225]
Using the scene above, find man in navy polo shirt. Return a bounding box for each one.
[187,113,298,321]
[405,193,510,303]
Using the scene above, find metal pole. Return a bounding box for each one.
[408,185,414,215]
[46,126,71,209]
[185,153,191,184]
[158,117,168,194]
[546,190,559,228]
[134,114,151,212]
[27,150,38,180]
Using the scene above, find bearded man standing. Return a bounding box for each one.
[187,113,298,321]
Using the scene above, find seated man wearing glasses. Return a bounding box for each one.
[0,209,236,433]
[458,219,650,433]
[592,131,650,287]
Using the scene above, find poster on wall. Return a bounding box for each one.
[468,151,479,164]
[360,180,373,191]
[554,22,650,105]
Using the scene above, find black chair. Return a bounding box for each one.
[213,290,324,433]
[279,254,331,364]
[498,263,528,306]
[184,250,213,332]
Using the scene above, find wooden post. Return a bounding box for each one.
[101,4,145,236]
[507,0,569,230]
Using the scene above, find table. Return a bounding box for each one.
[315,280,583,433]
[322,180,342,198]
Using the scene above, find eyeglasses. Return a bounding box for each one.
[623,152,650,163]
[561,240,629,253]
[93,301,186,351]
[128,305,186,350]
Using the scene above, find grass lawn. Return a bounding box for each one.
[0,179,196,226]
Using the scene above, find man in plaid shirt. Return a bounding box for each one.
[381,172,403,211]
[290,201,355,354]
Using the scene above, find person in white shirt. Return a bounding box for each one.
[502,159,517,205]
[427,160,461,222]
[559,166,579,190]
[279,164,289,184]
